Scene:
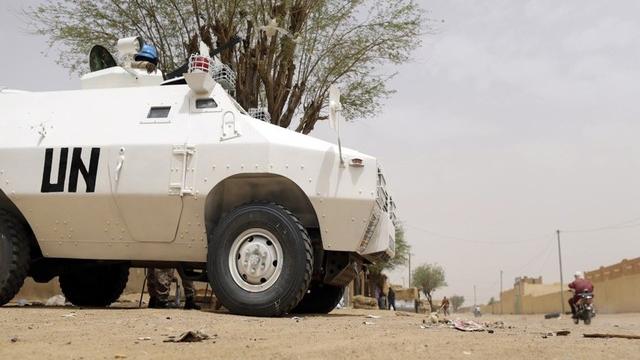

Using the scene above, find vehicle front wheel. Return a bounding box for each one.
[59,263,129,307]
[0,210,30,306]
[291,281,344,314]
[207,203,313,317]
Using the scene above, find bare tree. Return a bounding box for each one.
[26,0,425,134]
[412,263,446,311]
[450,295,464,312]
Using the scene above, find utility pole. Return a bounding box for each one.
[408,253,412,288]
[473,284,477,307]
[500,270,503,315]
[557,230,565,314]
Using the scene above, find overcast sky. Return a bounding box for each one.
[2,0,639,305]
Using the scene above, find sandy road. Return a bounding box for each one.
[1,301,639,360]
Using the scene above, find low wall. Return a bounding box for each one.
[483,258,640,314]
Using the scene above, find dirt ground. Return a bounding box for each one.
[1,297,639,360]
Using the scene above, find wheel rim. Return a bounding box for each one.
[228,228,283,293]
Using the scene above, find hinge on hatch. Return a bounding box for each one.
[221,111,241,141]
[169,144,196,196]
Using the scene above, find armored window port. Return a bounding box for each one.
[147,106,171,118]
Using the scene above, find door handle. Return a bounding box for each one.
[115,147,125,182]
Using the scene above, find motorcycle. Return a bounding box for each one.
[573,291,595,325]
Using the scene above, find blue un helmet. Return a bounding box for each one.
[134,44,159,65]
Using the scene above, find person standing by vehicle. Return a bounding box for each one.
[147,268,201,310]
[568,271,594,319]
[388,287,396,311]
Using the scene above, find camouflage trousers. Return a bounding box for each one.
[146,268,196,300]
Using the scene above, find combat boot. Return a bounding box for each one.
[184,296,201,310]
[148,296,171,309]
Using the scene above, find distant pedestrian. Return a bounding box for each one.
[441,296,450,316]
[388,287,396,311]
[374,286,383,309]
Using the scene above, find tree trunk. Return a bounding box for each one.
[424,289,434,313]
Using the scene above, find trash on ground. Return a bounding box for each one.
[544,312,561,319]
[453,319,485,332]
[61,312,77,318]
[483,321,505,329]
[137,337,151,341]
[366,314,381,319]
[395,311,413,317]
[10,337,18,343]
[463,351,472,355]
[46,295,66,307]
[163,330,210,343]
[555,330,571,336]
[363,321,375,325]
[16,299,30,307]
[290,316,303,322]
[583,333,640,340]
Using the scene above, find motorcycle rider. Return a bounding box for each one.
[568,271,594,318]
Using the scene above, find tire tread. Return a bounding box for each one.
[0,209,30,306]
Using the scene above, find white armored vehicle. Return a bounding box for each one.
[0,38,396,316]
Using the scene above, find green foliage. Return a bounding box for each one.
[25,0,425,134]
[450,295,464,311]
[488,297,496,305]
[412,263,446,310]
[368,222,409,275]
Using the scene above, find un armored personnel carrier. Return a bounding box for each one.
[0,37,396,316]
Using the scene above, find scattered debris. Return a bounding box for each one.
[16,299,30,307]
[583,333,640,340]
[487,329,495,334]
[463,351,472,355]
[366,314,381,319]
[137,337,151,341]
[10,337,18,343]
[163,331,210,343]
[395,311,413,317]
[114,355,127,359]
[453,319,485,332]
[363,321,375,325]
[61,312,77,318]
[555,330,571,336]
[544,312,561,319]
[484,321,505,329]
[46,295,67,307]
[290,316,303,322]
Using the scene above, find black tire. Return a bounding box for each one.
[0,210,30,306]
[60,263,129,307]
[207,203,313,317]
[291,281,344,314]
[584,312,592,325]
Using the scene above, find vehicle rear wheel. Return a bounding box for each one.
[584,312,592,325]
[207,203,313,317]
[291,281,344,314]
[0,210,30,306]
[59,263,129,307]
